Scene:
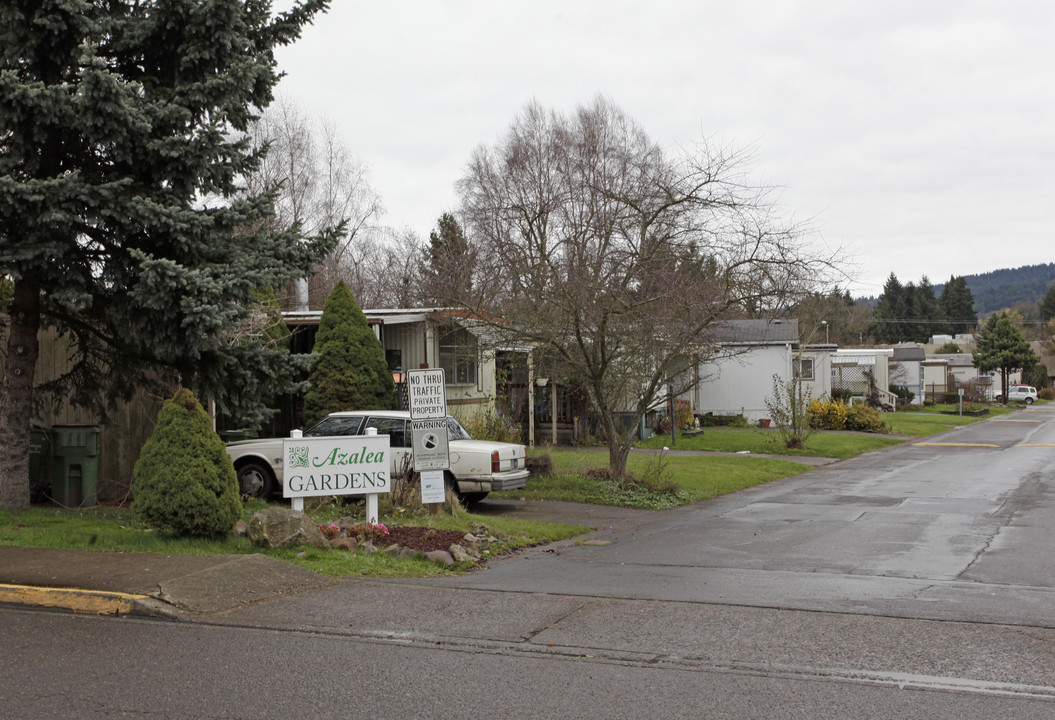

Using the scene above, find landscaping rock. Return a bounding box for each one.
[234,520,248,537]
[449,544,478,563]
[331,537,357,552]
[247,507,330,551]
[337,515,360,532]
[425,550,454,565]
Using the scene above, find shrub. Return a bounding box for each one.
[845,405,889,433]
[673,399,694,429]
[1040,387,1055,401]
[456,407,523,444]
[765,375,814,449]
[131,389,242,538]
[830,388,853,404]
[526,451,554,477]
[303,281,395,426]
[889,384,915,403]
[727,414,750,428]
[808,399,848,430]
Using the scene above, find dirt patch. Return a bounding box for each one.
[383,526,468,553]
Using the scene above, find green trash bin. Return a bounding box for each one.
[29,425,52,503]
[51,425,100,508]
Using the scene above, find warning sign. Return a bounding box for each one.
[411,418,450,471]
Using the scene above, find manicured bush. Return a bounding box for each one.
[808,398,848,430]
[303,281,396,426]
[131,389,242,538]
[845,405,889,433]
[1040,388,1055,401]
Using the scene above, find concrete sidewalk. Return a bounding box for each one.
[0,546,333,617]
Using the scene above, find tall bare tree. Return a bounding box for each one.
[454,98,839,478]
[243,99,383,308]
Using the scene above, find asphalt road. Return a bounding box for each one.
[4,406,1055,718]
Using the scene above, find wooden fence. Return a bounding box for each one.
[2,326,163,501]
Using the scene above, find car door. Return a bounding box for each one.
[363,416,410,475]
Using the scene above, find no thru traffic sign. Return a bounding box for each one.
[407,368,447,420]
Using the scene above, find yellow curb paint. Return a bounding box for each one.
[913,442,999,448]
[0,584,150,615]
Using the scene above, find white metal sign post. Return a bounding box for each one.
[408,369,450,504]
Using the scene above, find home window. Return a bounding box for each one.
[794,358,815,381]
[439,327,477,385]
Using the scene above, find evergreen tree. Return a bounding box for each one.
[423,212,474,304]
[974,312,1040,401]
[302,282,396,426]
[914,276,944,341]
[131,389,242,538]
[1039,284,1055,323]
[938,276,978,334]
[0,1,334,508]
[868,273,907,343]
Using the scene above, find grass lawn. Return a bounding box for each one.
[637,426,903,458]
[494,448,811,509]
[0,500,589,578]
[887,403,1018,437]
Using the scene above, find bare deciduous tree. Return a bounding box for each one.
[454,98,840,478]
[243,99,384,308]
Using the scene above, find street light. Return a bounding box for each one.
[391,367,407,410]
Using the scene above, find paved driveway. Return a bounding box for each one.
[436,406,1055,627]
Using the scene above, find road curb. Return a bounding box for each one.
[0,583,178,618]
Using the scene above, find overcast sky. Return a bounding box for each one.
[272,1,1054,297]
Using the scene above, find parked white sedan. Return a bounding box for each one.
[225,410,528,504]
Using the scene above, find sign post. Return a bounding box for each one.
[407,369,450,504]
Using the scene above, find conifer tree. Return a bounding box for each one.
[868,273,907,343]
[423,212,474,305]
[0,1,334,508]
[938,276,978,334]
[1039,284,1055,323]
[302,282,396,426]
[974,312,1039,401]
[131,389,242,538]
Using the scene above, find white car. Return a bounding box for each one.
[995,385,1039,404]
[225,410,528,504]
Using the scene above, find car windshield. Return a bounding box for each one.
[446,416,471,441]
[304,416,364,437]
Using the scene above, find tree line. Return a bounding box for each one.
[866,273,978,344]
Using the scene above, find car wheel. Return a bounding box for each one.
[1025,397,1035,405]
[443,471,489,506]
[458,491,490,505]
[237,461,275,499]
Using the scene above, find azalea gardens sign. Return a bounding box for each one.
[282,435,391,499]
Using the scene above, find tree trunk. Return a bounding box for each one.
[0,276,41,509]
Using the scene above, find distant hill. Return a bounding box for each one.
[931,263,1055,315]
